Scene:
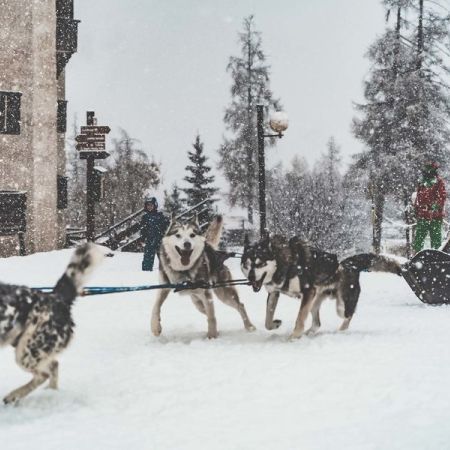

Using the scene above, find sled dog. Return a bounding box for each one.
[0,243,105,404]
[152,215,255,338]
[241,235,402,339]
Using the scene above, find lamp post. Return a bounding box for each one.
[256,104,288,238]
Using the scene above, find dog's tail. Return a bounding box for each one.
[53,243,107,303]
[204,215,223,249]
[340,253,402,276]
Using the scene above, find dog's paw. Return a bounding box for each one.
[305,327,319,336]
[151,320,162,337]
[266,319,282,330]
[207,330,218,339]
[288,331,303,341]
[246,325,256,332]
[3,392,21,405]
[272,319,282,329]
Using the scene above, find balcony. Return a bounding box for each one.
[56,5,80,77]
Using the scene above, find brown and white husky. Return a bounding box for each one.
[152,215,255,339]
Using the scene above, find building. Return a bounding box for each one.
[0,0,79,256]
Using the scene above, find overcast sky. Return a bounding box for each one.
[67,0,387,192]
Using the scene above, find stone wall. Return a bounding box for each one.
[0,0,65,257]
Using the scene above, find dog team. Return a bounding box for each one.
[0,210,402,404]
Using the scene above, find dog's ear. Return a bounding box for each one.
[166,214,178,235]
[188,213,200,229]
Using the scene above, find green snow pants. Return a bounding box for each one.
[413,219,443,253]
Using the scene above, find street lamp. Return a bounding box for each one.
[256,104,288,238]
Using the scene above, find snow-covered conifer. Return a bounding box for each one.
[218,15,281,224]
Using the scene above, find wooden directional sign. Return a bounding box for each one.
[76,134,106,141]
[79,150,110,160]
[76,122,110,152]
[76,142,106,151]
[75,134,106,143]
[81,126,111,134]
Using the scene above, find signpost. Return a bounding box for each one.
[76,111,110,241]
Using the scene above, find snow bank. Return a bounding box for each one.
[1,250,450,450]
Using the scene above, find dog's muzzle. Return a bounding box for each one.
[249,270,266,293]
[175,246,193,266]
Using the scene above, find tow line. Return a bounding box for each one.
[32,279,251,297]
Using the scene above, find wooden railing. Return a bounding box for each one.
[66,198,217,251]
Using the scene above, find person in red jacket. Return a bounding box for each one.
[413,162,447,253]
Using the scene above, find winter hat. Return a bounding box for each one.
[144,196,158,209]
[424,161,439,172]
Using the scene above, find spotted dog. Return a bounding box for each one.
[0,243,105,404]
[152,215,255,339]
[241,235,402,339]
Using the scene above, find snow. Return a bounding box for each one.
[2,249,450,450]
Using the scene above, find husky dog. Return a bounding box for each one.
[152,215,255,338]
[0,243,105,404]
[241,235,402,339]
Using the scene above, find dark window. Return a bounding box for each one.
[56,18,80,77]
[57,175,68,209]
[56,0,74,18]
[57,100,67,133]
[0,191,27,234]
[55,0,79,78]
[0,91,22,135]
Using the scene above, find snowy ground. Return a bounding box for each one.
[1,249,450,450]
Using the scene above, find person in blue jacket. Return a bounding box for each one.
[140,197,170,271]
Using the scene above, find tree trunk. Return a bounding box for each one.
[392,7,401,78]
[372,189,385,255]
[417,0,424,70]
[403,190,412,259]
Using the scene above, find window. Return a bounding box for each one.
[57,175,68,209]
[0,91,22,135]
[56,0,74,18]
[57,100,67,133]
[0,191,27,234]
[56,0,79,78]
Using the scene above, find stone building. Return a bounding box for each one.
[0,0,79,256]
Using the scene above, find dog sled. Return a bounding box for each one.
[402,237,450,305]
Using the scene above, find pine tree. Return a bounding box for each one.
[309,137,343,250]
[324,136,342,196]
[182,134,218,225]
[266,145,365,255]
[352,0,450,253]
[164,184,184,217]
[218,15,281,224]
[352,16,407,253]
[96,129,161,229]
[404,0,450,167]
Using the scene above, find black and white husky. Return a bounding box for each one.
[152,215,255,339]
[241,235,402,339]
[0,243,105,404]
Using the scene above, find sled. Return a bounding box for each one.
[402,248,450,305]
